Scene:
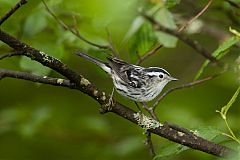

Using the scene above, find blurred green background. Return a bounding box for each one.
[0,0,240,159]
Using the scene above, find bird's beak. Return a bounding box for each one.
[168,76,178,81]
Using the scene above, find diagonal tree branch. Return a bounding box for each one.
[0,29,82,84]
[136,0,213,66]
[136,44,163,65]
[143,14,217,63]
[224,0,240,9]
[0,0,27,26]
[0,29,235,157]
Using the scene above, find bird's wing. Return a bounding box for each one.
[107,57,145,88]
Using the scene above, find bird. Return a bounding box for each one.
[76,52,177,103]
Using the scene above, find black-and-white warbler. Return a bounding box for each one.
[76,52,177,102]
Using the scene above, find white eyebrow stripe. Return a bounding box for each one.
[146,72,160,76]
[146,67,170,76]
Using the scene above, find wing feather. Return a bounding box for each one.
[107,57,145,88]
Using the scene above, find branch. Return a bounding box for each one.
[224,0,240,9]
[0,69,72,87]
[136,44,163,65]
[136,0,212,64]
[136,0,212,65]
[143,14,217,63]
[42,0,110,50]
[0,67,234,157]
[0,29,84,84]
[0,0,27,26]
[178,0,213,32]
[106,28,120,57]
[0,50,25,60]
[0,27,234,158]
[145,131,156,157]
[153,74,220,109]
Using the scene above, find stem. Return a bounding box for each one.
[224,118,240,144]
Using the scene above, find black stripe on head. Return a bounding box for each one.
[145,67,170,76]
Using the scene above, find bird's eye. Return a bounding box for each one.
[159,74,164,79]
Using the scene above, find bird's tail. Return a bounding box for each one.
[76,51,111,74]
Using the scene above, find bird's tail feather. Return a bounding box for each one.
[76,51,111,74]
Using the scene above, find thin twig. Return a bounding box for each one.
[0,51,25,60]
[106,28,120,57]
[143,14,217,63]
[42,0,110,50]
[224,0,240,9]
[0,0,27,26]
[140,102,158,157]
[0,69,72,87]
[136,44,163,65]
[142,102,159,121]
[145,131,156,157]
[178,0,213,32]
[71,15,81,36]
[153,74,221,110]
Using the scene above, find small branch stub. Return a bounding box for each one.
[80,77,91,86]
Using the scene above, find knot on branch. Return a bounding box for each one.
[80,77,91,86]
[85,85,114,114]
[99,97,115,114]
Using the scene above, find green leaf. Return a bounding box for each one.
[194,126,222,141]
[165,0,181,8]
[226,147,240,160]
[23,10,47,37]
[154,143,187,159]
[155,31,178,48]
[154,7,178,48]
[129,22,157,61]
[212,36,239,59]
[194,36,240,80]
[154,7,177,30]
[122,16,145,43]
[220,86,240,119]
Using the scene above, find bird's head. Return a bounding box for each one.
[145,67,178,87]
